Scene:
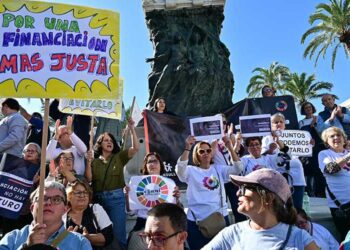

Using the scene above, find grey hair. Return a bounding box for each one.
[271,112,285,122]
[23,143,41,157]
[30,181,67,205]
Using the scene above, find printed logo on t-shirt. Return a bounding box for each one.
[252,164,264,171]
[202,175,219,190]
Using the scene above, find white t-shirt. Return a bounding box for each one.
[175,159,242,221]
[318,149,350,208]
[203,220,314,250]
[299,118,314,129]
[261,135,306,186]
[309,222,339,250]
[240,154,278,176]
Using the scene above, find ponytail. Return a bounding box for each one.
[273,196,297,225]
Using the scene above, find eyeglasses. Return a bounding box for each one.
[73,191,89,197]
[139,231,181,247]
[263,88,273,93]
[147,159,159,164]
[60,157,73,162]
[24,149,37,154]
[198,148,212,155]
[238,185,259,196]
[35,195,65,205]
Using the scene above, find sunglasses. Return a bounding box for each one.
[238,184,260,196]
[263,88,273,93]
[198,148,212,155]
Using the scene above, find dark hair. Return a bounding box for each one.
[296,207,310,221]
[94,132,120,156]
[272,196,297,225]
[261,85,276,96]
[245,137,262,147]
[2,98,20,111]
[66,179,93,204]
[300,102,316,115]
[32,112,43,120]
[54,151,74,166]
[141,152,166,175]
[147,203,187,231]
[153,97,167,113]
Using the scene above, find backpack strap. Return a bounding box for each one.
[279,225,292,250]
[51,230,70,248]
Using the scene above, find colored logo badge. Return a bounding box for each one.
[202,175,219,190]
[136,176,169,208]
[276,100,288,111]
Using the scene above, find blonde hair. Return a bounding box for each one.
[271,112,286,122]
[192,141,212,166]
[321,127,347,147]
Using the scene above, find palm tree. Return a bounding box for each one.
[284,72,333,106]
[301,0,350,69]
[246,62,291,97]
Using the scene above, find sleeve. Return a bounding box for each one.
[341,107,350,123]
[316,115,331,134]
[0,116,27,153]
[298,120,303,129]
[318,150,330,173]
[220,163,243,182]
[92,204,113,246]
[70,133,87,156]
[118,149,130,166]
[0,229,18,250]
[175,158,189,183]
[46,138,60,160]
[261,135,272,155]
[79,236,93,250]
[300,229,315,248]
[202,226,235,250]
[327,231,340,249]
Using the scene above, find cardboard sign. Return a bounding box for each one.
[239,114,271,137]
[190,115,223,142]
[0,0,120,99]
[279,130,312,157]
[58,79,124,119]
[129,175,176,210]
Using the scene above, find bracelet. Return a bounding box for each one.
[184,149,191,152]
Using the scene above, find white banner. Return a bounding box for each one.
[279,130,312,157]
[129,175,176,210]
[190,115,223,142]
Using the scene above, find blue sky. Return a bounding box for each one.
[20,0,349,115]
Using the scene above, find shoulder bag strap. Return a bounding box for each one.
[325,183,342,207]
[213,166,223,210]
[279,225,292,250]
[101,154,116,190]
[51,230,70,248]
[91,204,101,231]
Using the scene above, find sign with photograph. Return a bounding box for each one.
[0,0,120,99]
[190,115,223,142]
[239,114,271,137]
[128,175,176,210]
[279,130,312,157]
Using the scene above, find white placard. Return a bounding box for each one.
[190,115,223,142]
[239,114,271,137]
[279,130,312,157]
[129,175,176,210]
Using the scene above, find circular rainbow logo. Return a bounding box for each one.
[136,175,169,208]
[275,101,288,111]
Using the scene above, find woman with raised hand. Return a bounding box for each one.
[175,135,242,250]
[204,168,318,250]
[318,127,350,240]
[86,117,139,249]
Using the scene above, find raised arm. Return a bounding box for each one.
[127,117,140,158]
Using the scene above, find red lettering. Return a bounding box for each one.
[50,53,65,71]
[66,54,77,71]
[31,53,44,71]
[77,54,88,71]
[96,57,107,75]
[0,55,18,73]
[20,54,32,72]
[87,55,98,73]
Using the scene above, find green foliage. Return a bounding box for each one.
[246,62,291,97]
[301,0,350,69]
[284,72,333,106]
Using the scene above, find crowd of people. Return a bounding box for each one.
[0,91,349,250]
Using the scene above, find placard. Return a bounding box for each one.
[239,114,271,137]
[190,115,223,142]
[279,130,312,157]
[129,175,176,210]
[0,0,120,99]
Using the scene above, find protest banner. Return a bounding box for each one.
[239,114,271,137]
[190,115,223,142]
[278,130,312,157]
[0,154,39,219]
[143,110,189,187]
[224,95,299,131]
[128,175,176,210]
[0,0,120,100]
[58,79,124,119]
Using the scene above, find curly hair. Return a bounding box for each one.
[94,132,120,157]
